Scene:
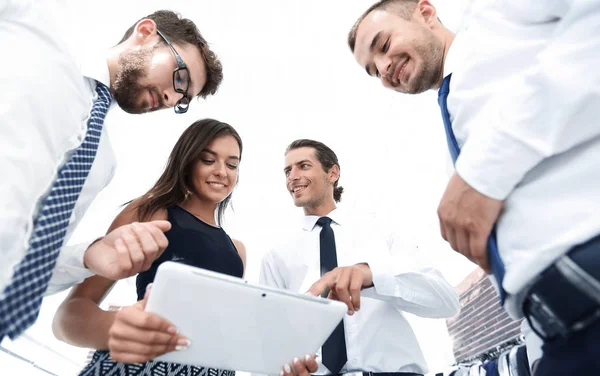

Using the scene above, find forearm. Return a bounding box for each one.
[363,268,460,318]
[46,241,96,296]
[52,298,116,349]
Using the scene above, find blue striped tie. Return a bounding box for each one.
[438,74,507,304]
[0,82,112,339]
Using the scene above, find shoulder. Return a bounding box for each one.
[108,198,168,231]
[268,226,305,254]
[231,239,246,254]
[231,239,247,265]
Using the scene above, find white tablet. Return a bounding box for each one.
[145,261,347,374]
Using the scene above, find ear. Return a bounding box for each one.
[416,0,438,27]
[329,165,340,184]
[131,19,159,47]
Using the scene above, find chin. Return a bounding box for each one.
[119,105,147,115]
[196,191,227,204]
[212,195,230,204]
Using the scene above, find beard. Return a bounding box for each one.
[113,47,163,114]
[405,27,444,94]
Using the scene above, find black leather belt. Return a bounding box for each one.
[523,233,600,340]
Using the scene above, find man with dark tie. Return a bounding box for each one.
[0,3,223,340]
[260,139,459,376]
[347,1,600,374]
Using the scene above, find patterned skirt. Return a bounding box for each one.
[79,350,236,376]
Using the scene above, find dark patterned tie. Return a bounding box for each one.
[438,74,507,304]
[317,216,347,375]
[0,82,112,339]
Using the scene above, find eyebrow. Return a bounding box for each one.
[283,159,311,173]
[186,75,198,99]
[202,148,240,160]
[370,31,382,53]
[365,31,383,76]
[190,81,197,99]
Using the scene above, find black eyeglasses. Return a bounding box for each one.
[157,29,191,114]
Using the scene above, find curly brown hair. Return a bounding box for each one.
[119,10,223,98]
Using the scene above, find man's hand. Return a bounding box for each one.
[281,355,318,376]
[84,221,171,280]
[108,285,190,364]
[437,173,503,273]
[307,264,373,315]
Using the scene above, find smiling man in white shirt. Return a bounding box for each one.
[0,1,223,339]
[260,139,459,376]
[348,0,600,374]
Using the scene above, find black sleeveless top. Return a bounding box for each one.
[136,205,244,300]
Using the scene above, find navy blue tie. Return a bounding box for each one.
[438,74,507,304]
[0,82,112,339]
[317,216,347,375]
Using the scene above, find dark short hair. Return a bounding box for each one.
[119,10,223,99]
[285,139,344,203]
[348,0,419,52]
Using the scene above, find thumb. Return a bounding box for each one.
[137,283,154,310]
[306,279,327,298]
[149,220,172,233]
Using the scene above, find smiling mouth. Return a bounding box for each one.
[208,182,226,189]
[291,185,307,195]
[148,90,155,109]
[394,59,409,85]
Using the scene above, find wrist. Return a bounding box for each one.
[356,263,374,288]
[83,237,104,269]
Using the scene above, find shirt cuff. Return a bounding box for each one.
[45,239,96,295]
[455,125,545,200]
[362,257,395,296]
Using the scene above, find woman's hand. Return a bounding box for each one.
[108,286,190,364]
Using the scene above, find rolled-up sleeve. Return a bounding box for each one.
[456,0,600,200]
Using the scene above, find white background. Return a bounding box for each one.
[2,1,478,374]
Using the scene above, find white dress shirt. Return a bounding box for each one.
[0,0,117,295]
[260,209,459,375]
[443,0,600,317]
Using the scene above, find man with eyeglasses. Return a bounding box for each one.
[0,5,223,340]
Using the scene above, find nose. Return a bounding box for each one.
[374,55,392,79]
[162,89,179,108]
[287,167,300,183]
[214,161,227,177]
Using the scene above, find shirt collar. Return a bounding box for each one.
[78,50,112,91]
[302,208,343,231]
[443,33,466,78]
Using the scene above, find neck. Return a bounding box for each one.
[434,27,456,89]
[303,199,337,217]
[180,195,219,226]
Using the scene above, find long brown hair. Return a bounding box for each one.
[134,119,242,225]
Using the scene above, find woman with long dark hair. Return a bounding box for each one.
[53,119,246,376]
